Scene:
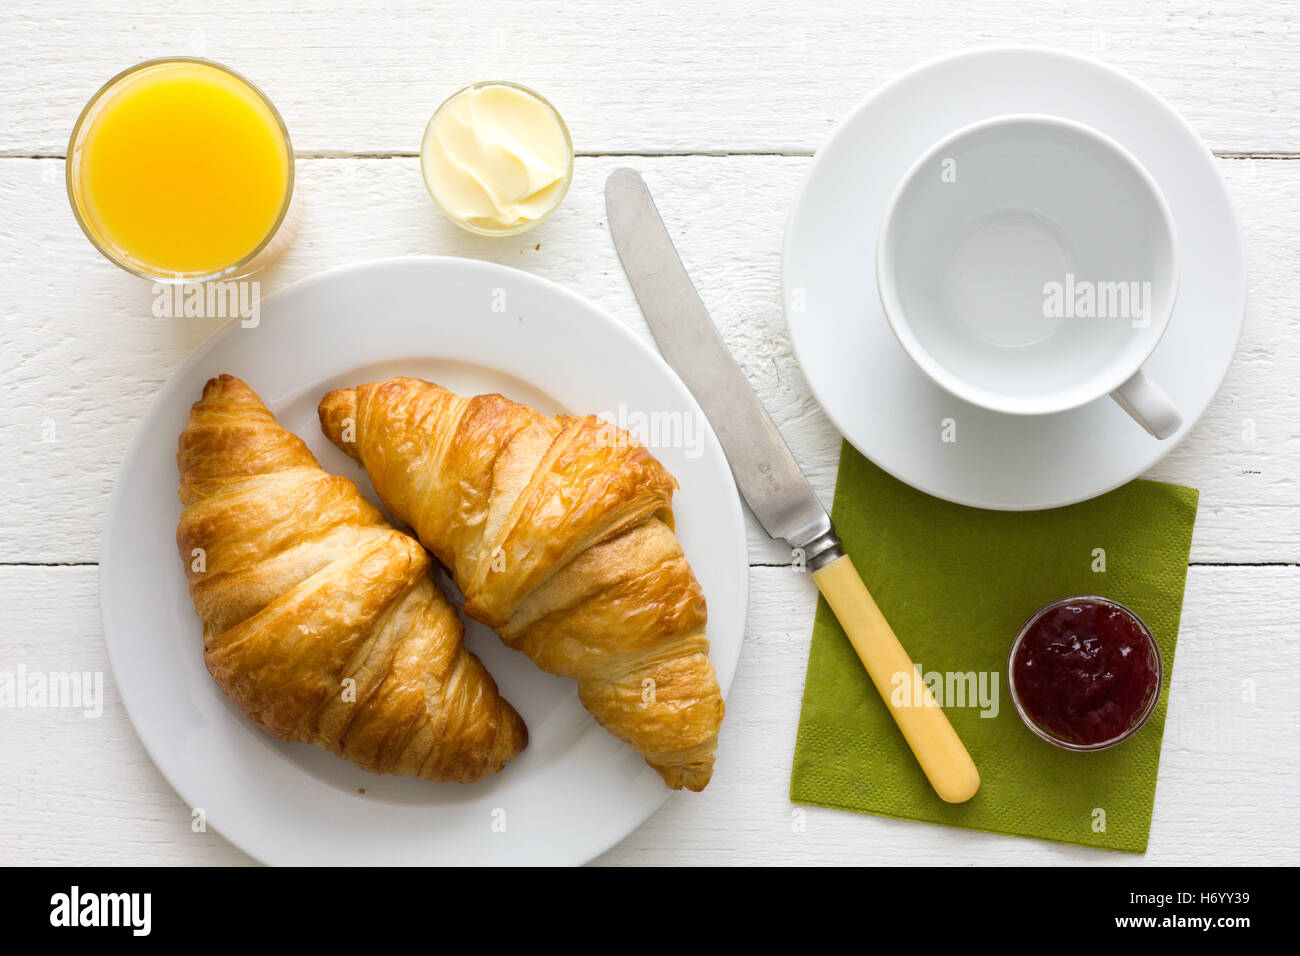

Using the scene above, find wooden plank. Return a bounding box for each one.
[1,155,1296,563]
[3,1,1299,156]
[1,563,1293,865]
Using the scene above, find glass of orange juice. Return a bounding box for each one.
[67,57,297,283]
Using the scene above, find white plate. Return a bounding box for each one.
[99,256,748,866]
[784,45,1246,510]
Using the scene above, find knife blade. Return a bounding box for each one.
[605,168,980,804]
[604,168,838,563]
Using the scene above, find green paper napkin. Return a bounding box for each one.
[790,442,1198,853]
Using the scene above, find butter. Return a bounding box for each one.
[421,82,572,234]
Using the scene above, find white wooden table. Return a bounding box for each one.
[3,1,1297,866]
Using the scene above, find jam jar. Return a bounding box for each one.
[1007,596,1162,751]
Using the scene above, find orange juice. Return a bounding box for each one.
[68,58,294,280]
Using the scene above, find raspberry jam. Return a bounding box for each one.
[1008,597,1162,749]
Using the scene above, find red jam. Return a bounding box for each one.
[1011,599,1160,746]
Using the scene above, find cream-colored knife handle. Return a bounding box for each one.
[812,554,981,804]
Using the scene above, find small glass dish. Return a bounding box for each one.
[1006,595,1163,752]
[420,80,573,237]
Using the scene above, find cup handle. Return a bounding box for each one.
[1110,369,1182,439]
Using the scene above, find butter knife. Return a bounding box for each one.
[605,168,980,804]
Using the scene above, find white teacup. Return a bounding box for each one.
[876,114,1181,439]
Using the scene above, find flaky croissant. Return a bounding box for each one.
[319,377,724,791]
[176,375,526,782]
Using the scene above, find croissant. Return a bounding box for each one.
[319,377,724,791]
[176,375,526,782]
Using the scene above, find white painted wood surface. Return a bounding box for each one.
[1,1,1297,866]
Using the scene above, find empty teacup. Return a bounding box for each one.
[876,114,1181,439]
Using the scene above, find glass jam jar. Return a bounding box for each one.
[1007,595,1162,751]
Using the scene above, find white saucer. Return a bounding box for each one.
[783,46,1245,510]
